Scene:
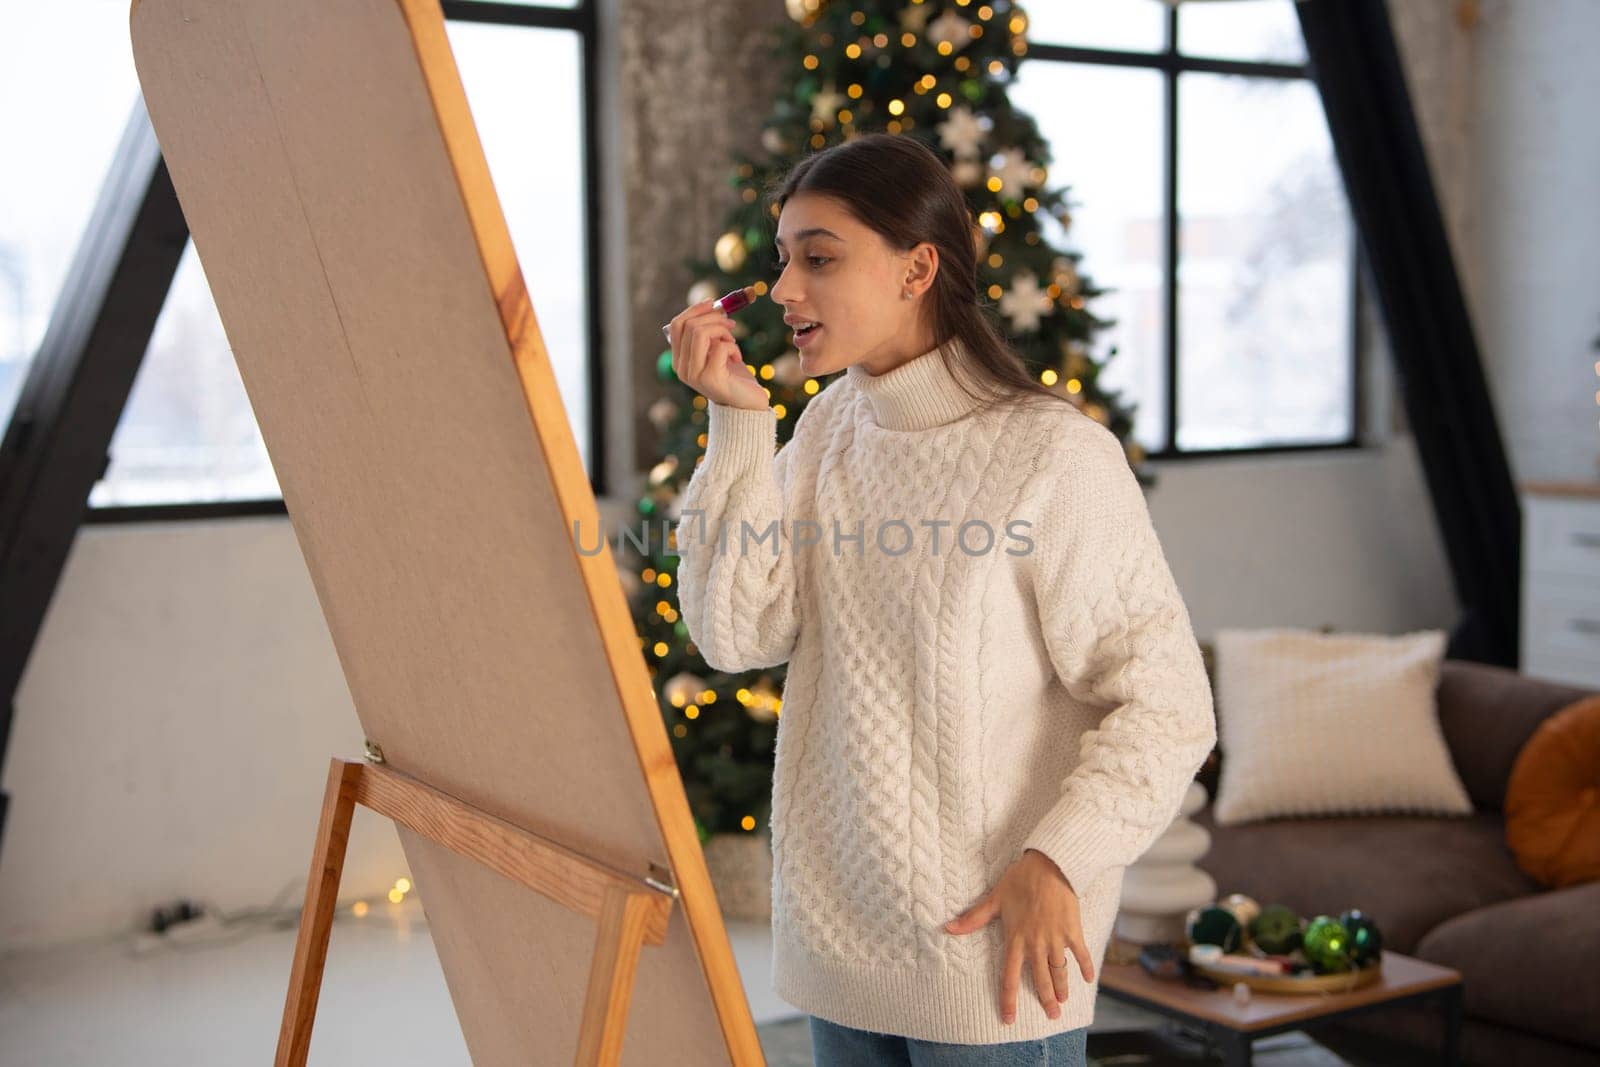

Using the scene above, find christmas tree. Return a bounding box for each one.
[625,0,1143,844]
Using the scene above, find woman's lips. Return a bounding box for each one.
[794,324,823,348]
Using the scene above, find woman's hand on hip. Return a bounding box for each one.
[942,848,1095,1025]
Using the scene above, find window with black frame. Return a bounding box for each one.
[0,0,601,515]
[1008,0,1359,457]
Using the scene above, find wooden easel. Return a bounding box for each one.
[275,747,680,1067]
[132,0,769,1059]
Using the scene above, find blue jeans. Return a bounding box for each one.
[807,1015,1090,1066]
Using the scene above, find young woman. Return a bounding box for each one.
[665,133,1215,1065]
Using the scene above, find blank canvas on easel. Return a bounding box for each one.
[130,0,761,1061]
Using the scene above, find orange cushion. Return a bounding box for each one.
[1504,695,1600,889]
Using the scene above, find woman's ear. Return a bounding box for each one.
[903,241,939,297]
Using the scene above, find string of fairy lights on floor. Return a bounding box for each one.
[118,873,425,957]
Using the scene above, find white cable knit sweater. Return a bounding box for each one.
[672,339,1216,1045]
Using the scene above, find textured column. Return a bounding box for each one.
[616,1,793,475]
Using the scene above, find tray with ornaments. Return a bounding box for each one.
[1184,894,1385,996]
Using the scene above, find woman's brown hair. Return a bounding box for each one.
[763,131,1073,414]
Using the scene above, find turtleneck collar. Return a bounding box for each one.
[844,337,990,431]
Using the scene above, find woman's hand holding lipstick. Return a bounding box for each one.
[664,293,770,412]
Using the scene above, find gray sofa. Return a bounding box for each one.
[1188,656,1600,1066]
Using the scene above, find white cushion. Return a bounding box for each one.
[1211,627,1474,825]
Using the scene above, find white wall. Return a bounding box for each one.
[2,0,1592,952]
[1,519,405,949]
[1389,0,1600,484]
[1464,0,1600,483]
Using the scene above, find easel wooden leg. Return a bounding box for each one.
[272,756,678,1063]
[575,885,655,1065]
[275,759,361,1067]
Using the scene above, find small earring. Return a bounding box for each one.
[902,291,912,300]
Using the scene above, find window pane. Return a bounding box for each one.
[1177,73,1354,450]
[0,1,138,430]
[90,18,592,508]
[1178,0,1307,65]
[1022,0,1167,54]
[1010,61,1168,451]
[92,244,279,506]
[445,21,591,473]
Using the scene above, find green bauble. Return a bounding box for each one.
[1186,905,1242,952]
[1302,916,1354,973]
[657,348,677,380]
[1248,905,1303,954]
[1339,909,1384,965]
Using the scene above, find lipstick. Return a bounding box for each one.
[661,285,757,341]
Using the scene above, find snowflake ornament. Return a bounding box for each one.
[936,105,986,159]
[989,146,1036,201]
[899,1,933,34]
[998,272,1052,333]
[1052,255,1082,296]
[927,9,972,51]
[811,81,846,126]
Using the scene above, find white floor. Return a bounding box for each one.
[0,896,797,1066]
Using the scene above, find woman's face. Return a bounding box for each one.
[769,192,941,378]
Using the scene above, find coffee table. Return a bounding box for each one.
[1093,940,1463,1066]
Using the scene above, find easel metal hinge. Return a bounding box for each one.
[363,738,386,764]
[644,862,679,899]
